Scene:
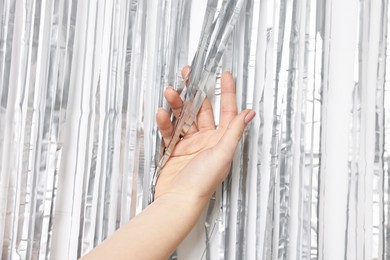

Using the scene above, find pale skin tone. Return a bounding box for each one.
[82,67,256,260]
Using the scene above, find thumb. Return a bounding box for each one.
[214,109,256,162]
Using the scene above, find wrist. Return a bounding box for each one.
[155,189,210,212]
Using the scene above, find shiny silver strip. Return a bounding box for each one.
[384,0,390,257]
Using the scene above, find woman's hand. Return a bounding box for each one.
[155,67,256,201]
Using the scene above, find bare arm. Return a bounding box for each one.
[82,194,207,260]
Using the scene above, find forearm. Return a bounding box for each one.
[82,193,209,260]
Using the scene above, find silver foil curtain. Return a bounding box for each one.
[1,0,389,259]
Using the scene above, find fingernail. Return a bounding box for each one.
[244,110,256,125]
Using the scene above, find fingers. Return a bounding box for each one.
[182,65,215,130]
[219,72,238,129]
[196,98,216,130]
[164,87,182,119]
[181,66,190,84]
[163,65,191,119]
[165,65,215,131]
[164,87,198,134]
[162,68,238,138]
[214,109,256,163]
[156,108,174,146]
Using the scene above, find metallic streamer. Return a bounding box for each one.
[263,0,289,258]
[384,0,390,256]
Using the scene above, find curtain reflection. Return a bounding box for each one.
[0,0,389,259]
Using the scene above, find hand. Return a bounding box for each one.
[155,67,256,201]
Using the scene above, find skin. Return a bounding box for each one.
[82,67,256,260]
